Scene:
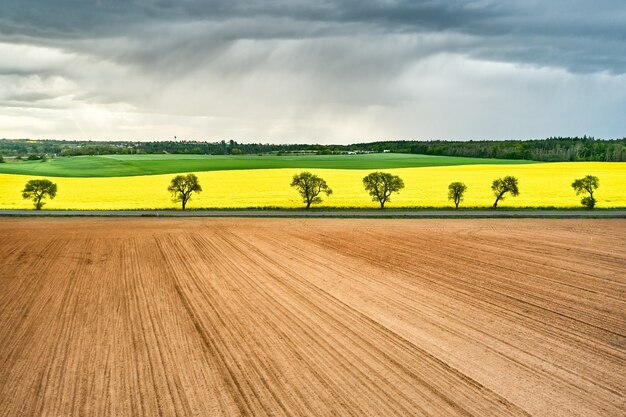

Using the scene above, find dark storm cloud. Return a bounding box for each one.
[1,0,625,73]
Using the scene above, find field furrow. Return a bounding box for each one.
[0,218,624,416]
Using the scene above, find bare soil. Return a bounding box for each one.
[0,218,624,417]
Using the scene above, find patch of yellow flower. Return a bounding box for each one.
[1,162,624,209]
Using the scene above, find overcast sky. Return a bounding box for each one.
[1,0,625,143]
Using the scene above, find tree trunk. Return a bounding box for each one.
[182,199,186,210]
[455,201,459,209]
[492,196,500,209]
[306,200,311,209]
[380,200,385,209]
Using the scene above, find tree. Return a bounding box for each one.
[448,182,467,209]
[572,175,599,209]
[168,174,202,210]
[22,179,57,210]
[290,171,332,209]
[0,155,4,163]
[363,172,405,209]
[491,176,519,209]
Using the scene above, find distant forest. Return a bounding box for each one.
[1,136,625,162]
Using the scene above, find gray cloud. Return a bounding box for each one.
[3,0,625,72]
[0,1,625,141]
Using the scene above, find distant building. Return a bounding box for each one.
[383,149,391,153]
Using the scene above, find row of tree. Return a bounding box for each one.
[289,172,601,209]
[290,171,406,209]
[387,137,626,162]
[20,174,601,210]
[2,137,625,161]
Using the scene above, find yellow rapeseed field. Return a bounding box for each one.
[0,162,624,209]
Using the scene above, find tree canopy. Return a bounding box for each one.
[447,182,467,209]
[22,179,57,210]
[290,171,333,209]
[491,176,519,209]
[168,174,202,210]
[572,175,599,208]
[362,172,405,208]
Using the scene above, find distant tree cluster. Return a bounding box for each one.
[2,137,625,161]
[394,137,626,162]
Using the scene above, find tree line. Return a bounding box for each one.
[20,174,601,210]
[2,137,625,162]
[390,137,626,162]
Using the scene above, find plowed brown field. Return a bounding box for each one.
[0,218,624,417]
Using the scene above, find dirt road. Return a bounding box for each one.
[1,209,626,217]
[0,218,624,416]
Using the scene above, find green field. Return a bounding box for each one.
[0,153,535,177]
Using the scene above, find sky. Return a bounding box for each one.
[1,0,625,143]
